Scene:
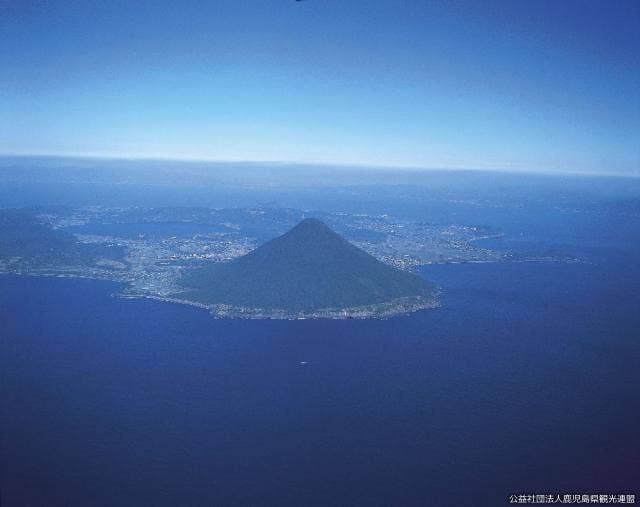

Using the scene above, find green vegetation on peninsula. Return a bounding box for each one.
[181,218,437,318]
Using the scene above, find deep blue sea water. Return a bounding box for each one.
[2,257,639,506]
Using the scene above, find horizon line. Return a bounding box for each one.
[1,152,638,179]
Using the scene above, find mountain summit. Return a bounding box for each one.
[181,218,437,318]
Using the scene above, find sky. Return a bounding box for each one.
[1,0,639,175]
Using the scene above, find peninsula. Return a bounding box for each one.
[180,218,438,319]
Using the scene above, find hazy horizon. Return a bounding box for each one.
[1,153,638,179]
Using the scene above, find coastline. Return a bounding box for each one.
[117,292,441,320]
[2,253,579,321]
[0,270,440,320]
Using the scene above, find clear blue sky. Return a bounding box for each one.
[2,0,639,174]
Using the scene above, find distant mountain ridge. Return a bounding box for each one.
[180,218,437,318]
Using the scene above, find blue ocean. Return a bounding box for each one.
[2,254,639,506]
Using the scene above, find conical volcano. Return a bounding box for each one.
[181,218,437,318]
